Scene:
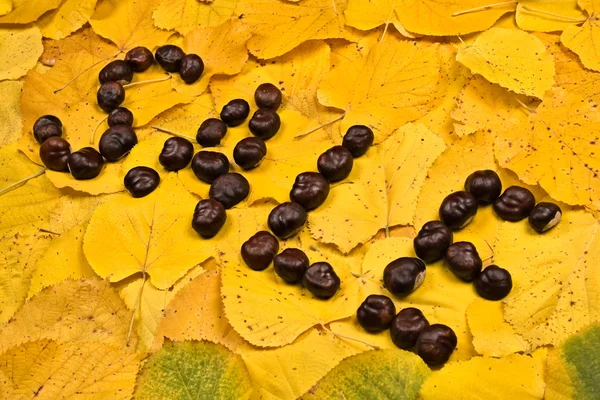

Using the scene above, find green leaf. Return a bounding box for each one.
[559,324,600,399]
[134,340,253,400]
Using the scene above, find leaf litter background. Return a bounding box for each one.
[0,0,599,398]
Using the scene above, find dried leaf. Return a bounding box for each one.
[37,0,99,40]
[153,0,237,35]
[0,0,61,24]
[516,0,586,33]
[0,81,23,147]
[0,24,43,80]
[561,0,600,71]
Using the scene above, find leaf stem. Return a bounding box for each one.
[0,169,46,196]
[325,326,380,350]
[151,126,197,142]
[127,272,147,347]
[331,0,338,16]
[514,97,536,114]
[123,74,172,89]
[294,113,345,139]
[452,1,517,16]
[520,5,588,22]
[90,115,109,144]
[54,51,122,94]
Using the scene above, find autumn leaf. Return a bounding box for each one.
[37,0,99,40]
[152,0,237,35]
[344,0,416,38]
[516,0,586,33]
[48,193,109,234]
[0,81,24,147]
[0,24,43,80]
[561,0,600,72]
[0,0,61,24]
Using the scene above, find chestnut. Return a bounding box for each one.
[439,191,478,230]
[179,54,204,84]
[98,60,133,85]
[416,324,457,366]
[273,248,309,283]
[383,257,426,296]
[445,241,482,282]
[33,115,62,144]
[390,307,430,349]
[99,125,138,162]
[317,146,353,182]
[254,83,282,110]
[233,137,267,170]
[356,294,396,332]
[413,221,453,264]
[493,186,536,221]
[475,265,512,300]
[39,137,71,172]
[108,107,134,127]
[124,166,160,198]
[192,199,226,238]
[220,99,250,127]
[241,231,280,271]
[67,147,103,180]
[342,125,374,157]
[249,109,281,140]
[159,137,194,171]
[196,118,227,147]
[464,169,502,204]
[191,151,229,183]
[267,202,307,239]
[208,172,250,209]
[302,262,341,299]
[529,202,562,233]
[97,81,125,113]
[155,45,185,72]
[289,172,330,211]
[125,46,154,72]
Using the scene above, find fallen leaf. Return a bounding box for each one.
[37,0,99,40]
[0,24,43,80]
[561,1,600,71]
[152,0,237,35]
[0,0,61,24]
[48,193,109,234]
[0,81,23,147]
[516,0,586,33]
[344,0,416,38]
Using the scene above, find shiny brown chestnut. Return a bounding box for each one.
[39,137,71,172]
[416,324,457,366]
[159,137,194,171]
[413,221,453,264]
[99,125,138,162]
[179,54,204,84]
[445,241,482,282]
[192,199,226,238]
[124,166,160,198]
[108,107,134,127]
[196,118,227,147]
[254,83,282,110]
[529,202,562,233]
[383,257,426,296]
[273,248,309,284]
[439,191,478,230]
[248,109,280,140]
[191,151,229,183]
[317,146,353,182]
[155,45,185,72]
[356,294,396,332]
[33,115,63,144]
[493,186,536,221]
[464,169,502,204]
[303,262,341,299]
[475,265,512,300]
[342,125,374,157]
[125,46,154,72]
[98,60,133,84]
[390,307,430,349]
[208,172,250,209]
[233,137,266,170]
[67,147,104,180]
[267,202,307,239]
[220,99,250,127]
[241,231,280,271]
[97,81,125,113]
[289,172,330,211]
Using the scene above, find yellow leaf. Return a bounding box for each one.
[545,347,576,400]
[153,0,237,35]
[309,123,445,253]
[496,208,600,348]
[344,0,416,38]
[456,28,555,98]
[150,92,216,140]
[0,24,43,80]
[0,80,22,147]
[84,175,211,289]
[516,0,586,32]
[0,340,142,400]
[561,1,600,71]
[48,193,110,234]
[318,34,445,142]
[236,0,359,59]
[466,299,530,357]
[90,0,172,51]
[0,0,61,24]
[0,0,11,16]
[28,224,96,298]
[37,0,99,40]
[419,350,547,399]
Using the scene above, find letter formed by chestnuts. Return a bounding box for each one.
[209,172,250,209]
[413,221,453,264]
[241,231,280,271]
[196,118,228,147]
[99,125,138,162]
[529,202,562,233]
[274,248,309,284]
[303,262,341,299]
[475,265,512,300]
[493,186,536,221]
[268,202,308,239]
[289,172,330,211]
[254,83,282,110]
[233,137,267,170]
[33,115,63,144]
[40,137,71,172]
[159,137,194,171]
[191,151,230,183]
[439,191,478,230]
[342,125,374,158]
[124,166,160,198]
[192,199,226,238]
[220,99,250,127]
[67,147,104,180]
[356,294,396,332]
[317,146,354,182]
[416,324,457,366]
[445,241,482,282]
[383,257,426,296]
[390,307,430,349]
[249,109,281,140]
[464,169,502,204]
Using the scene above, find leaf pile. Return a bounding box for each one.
[0,0,599,399]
